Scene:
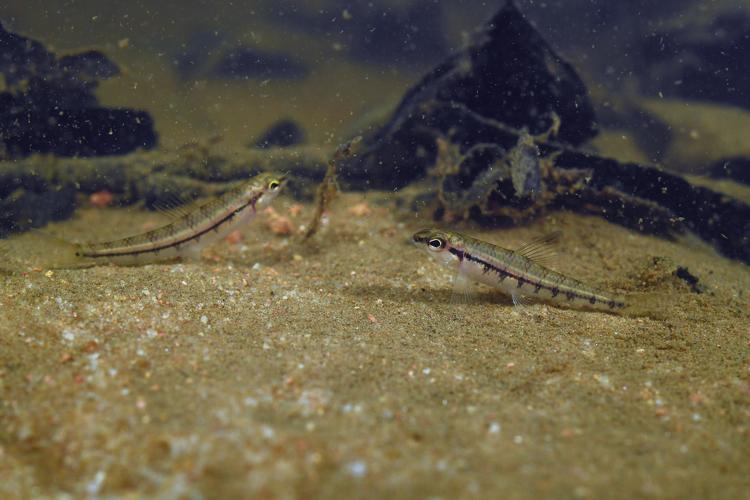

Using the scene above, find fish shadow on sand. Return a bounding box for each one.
[349,284,513,306]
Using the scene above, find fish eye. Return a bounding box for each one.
[428,238,444,250]
[268,180,280,190]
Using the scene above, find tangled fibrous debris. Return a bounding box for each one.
[303,136,362,240]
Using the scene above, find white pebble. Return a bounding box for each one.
[346,460,367,478]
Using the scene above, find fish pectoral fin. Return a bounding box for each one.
[511,290,533,308]
[514,230,561,266]
[450,271,473,305]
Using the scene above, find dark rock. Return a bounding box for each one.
[213,47,309,80]
[552,150,750,264]
[1,103,156,158]
[0,21,157,158]
[58,50,121,80]
[0,185,76,237]
[638,12,750,109]
[344,1,598,190]
[253,119,306,149]
[674,266,706,294]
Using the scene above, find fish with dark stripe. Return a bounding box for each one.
[1,173,286,269]
[412,229,627,312]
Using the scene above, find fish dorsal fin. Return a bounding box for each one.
[515,230,561,266]
[150,193,195,221]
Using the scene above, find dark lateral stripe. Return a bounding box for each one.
[461,250,624,309]
[83,196,258,259]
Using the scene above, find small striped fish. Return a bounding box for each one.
[2,172,285,269]
[412,229,628,312]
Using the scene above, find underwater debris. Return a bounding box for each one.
[635,256,707,295]
[674,267,706,295]
[303,136,362,240]
[253,119,306,149]
[0,22,157,158]
[344,0,597,190]
[509,131,542,200]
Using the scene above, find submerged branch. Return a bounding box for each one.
[303,136,362,240]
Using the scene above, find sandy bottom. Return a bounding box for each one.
[1,193,749,498]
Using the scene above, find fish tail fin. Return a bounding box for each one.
[0,231,90,271]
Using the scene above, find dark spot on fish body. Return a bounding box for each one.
[589,296,596,305]
[516,278,525,288]
[551,287,560,297]
[533,283,542,294]
[565,291,575,301]
[608,300,616,309]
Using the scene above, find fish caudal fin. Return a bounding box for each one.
[0,232,90,271]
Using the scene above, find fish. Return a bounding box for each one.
[412,228,629,313]
[1,172,286,269]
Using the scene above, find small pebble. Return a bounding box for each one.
[89,191,114,208]
[226,230,243,244]
[347,202,372,217]
[268,216,294,235]
[345,460,367,478]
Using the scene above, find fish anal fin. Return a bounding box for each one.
[511,290,531,308]
[515,230,561,266]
